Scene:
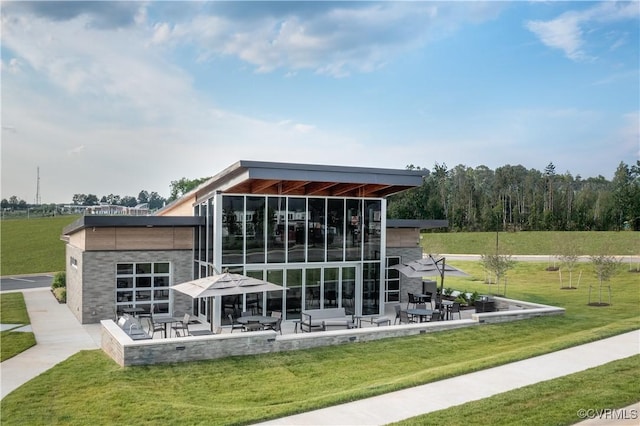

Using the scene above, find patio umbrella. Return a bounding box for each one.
[391,255,470,303]
[171,272,285,331]
[172,272,284,298]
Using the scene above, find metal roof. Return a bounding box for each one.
[192,160,425,201]
[62,215,204,235]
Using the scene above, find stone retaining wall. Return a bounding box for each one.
[102,296,565,366]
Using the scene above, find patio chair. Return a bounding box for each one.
[265,311,282,334]
[147,312,165,338]
[422,292,434,309]
[407,293,418,309]
[243,321,264,332]
[399,310,416,325]
[171,313,190,337]
[428,311,441,322]
[393,304,401,324]
[241,311,253,317]
[228,314,243,333]
[450,302,461,320]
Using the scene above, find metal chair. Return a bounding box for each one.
[428,311,441,322]
[265,311,282,334]
[243,321,264,332]
[147,312,165,338]
[450,302,462,320]
[407,293,418,309]
[228,314,244,333]
[171,313,190,337]
[399,310,416,324]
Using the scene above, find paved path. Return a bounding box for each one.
[1,288,638,425]
[256,330,639,425]
[0,288,101,400]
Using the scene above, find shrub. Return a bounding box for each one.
[52,271,66,289]
[53,288,66,303]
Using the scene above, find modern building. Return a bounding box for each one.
[62,161,446,328]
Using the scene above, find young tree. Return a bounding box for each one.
[558,239,581,289]
[588,254,620,306]
[480,253,515,296]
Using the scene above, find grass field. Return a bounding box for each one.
[422,230,640,256]
[0,215,80,276]
[394,355,640,426]
[0,293,36,362]
[1,259,638,424]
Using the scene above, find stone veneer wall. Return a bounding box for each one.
[102,296,565,366]
[72,250,193,324]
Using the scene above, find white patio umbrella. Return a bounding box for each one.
[172,272,284,298]
[171,272,285,331]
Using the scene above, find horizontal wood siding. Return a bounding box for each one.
[157,195,196,216]
[386,228,420,248]
[83,227,193,251]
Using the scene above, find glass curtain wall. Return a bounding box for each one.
[209,194,384,322]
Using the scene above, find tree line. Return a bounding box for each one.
[387,161,640,232]
[1,176,210,213]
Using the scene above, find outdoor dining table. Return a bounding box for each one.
[406,308,434,323]
[437,300,454,320]
[153,316,181,338]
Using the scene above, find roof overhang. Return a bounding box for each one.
[193,160,425,201]
[62,215,204,236]
[386,219,449,230]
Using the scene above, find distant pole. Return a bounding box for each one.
[35,166,41,205]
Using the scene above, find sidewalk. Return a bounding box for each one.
[1,288,638,425]
[256,330,639,425]
[0,288,101,400]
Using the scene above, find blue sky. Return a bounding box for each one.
[1,1,638,203]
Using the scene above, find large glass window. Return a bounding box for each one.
[266,269,284,315]
[246,196,266,264]
[361,262,380,315]
[305,268,321,309]
[364,200,382,260]
[288,198,306,263]
[222,196,244,265]
[115,262,171,316]
[327,199,344,262]
[207,198,214,263]
[385,257,401,302]
[308,198,326,262]
[267,196,287,263]
[323,267,339,308]
[285,269,302,320]
[342,266,356,315]
[346,199,362,261]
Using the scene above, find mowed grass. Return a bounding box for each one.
[0,215,80,275]
[394,355,640,426]
[422,231,640,256]
[0,293,36,362]
[2,259,638,425]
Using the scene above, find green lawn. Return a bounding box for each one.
[0,293,36,362]
[2,260,638,425]
[394,355,640,426]
[422,230,640,256]
[0,215,80,275]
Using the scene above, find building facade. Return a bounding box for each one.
[63,161,446,327]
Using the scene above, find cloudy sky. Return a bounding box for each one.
[1,1,638,204]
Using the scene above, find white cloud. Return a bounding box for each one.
[526,1,640,62]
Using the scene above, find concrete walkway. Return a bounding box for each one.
[0,288,101,400]
[1,289,638,425]
[256,330,639,425]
